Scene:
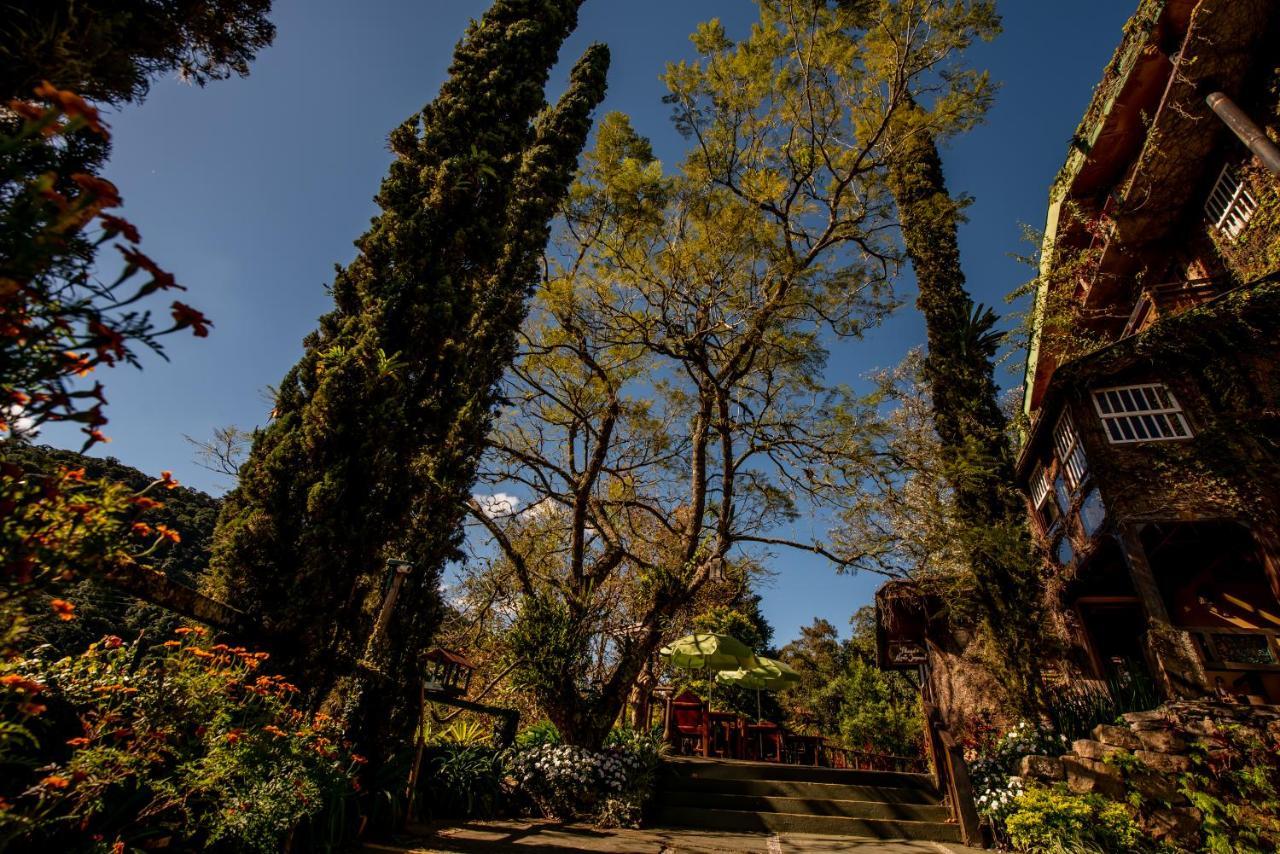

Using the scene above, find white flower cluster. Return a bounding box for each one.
[975,774,1025,820]
[509,744,640,799]
[969,720,1068,823]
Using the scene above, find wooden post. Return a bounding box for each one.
[363,559,413,662]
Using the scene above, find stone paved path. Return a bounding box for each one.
[363,819,988,853]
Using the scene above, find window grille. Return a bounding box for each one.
[1029,465,1051,508]
[1092,383,1192,444]
[1205,164,1257,240]
[1052,413,1088,489]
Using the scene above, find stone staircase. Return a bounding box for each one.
[653,757,962,843]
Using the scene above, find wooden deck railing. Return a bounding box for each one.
[923,701,983,847]
[820,743,928,774]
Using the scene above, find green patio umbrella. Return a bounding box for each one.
[660,632,755,671]
[715,655,801,721]
[660,632,757,753]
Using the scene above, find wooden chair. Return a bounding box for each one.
[668,692,709,756]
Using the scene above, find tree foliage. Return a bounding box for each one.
[473,0,1001,747]
[885,84,1046,713]
[777,610,922,758]
[207,0,610,757]
[1,0,275,106]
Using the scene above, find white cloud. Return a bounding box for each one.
[473,491,521,518]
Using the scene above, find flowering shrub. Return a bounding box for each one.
[966,720,1069,841]
[507,743,634,819]
[0,629,362,851]
[1003,785,1145,853]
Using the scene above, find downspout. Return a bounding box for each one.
[1205,91,1280,177]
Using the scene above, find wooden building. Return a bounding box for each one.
[1017,0,1280,704]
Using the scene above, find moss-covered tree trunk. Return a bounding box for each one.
[886,99,1044,715]
[207,0,608,762]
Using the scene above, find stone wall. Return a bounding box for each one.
[1020,701,1280,850]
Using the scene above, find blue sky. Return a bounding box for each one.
[39,0,1134,646]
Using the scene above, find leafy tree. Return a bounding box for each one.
[479,0,998,747]
[884,85,1045,712]
[777,611,921,757]
[1,0,275,105]
[207,0,610,762]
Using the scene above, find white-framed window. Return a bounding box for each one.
[1029,464,1052,509]
[1205,164,1258,240]
[1052,413,1088,489]
[1092,383,1192,444]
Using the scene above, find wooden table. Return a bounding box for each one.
[785,733,825,766]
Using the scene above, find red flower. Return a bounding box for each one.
[40,775,70,789]
[225,729,243,745]
[129,496,163,510]
[103,635,123,649]
[159,470,180,489]
[170,301,211,337]
[61,467,86,482]
[50,599,76,621]
[66,737,90,747]
[131,522,153,538]
[60,351,93,377]
[33,81,107,136]
[99,214,141,244]
[70,173,122,208]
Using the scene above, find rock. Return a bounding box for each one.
[1136,749,1192,774]
[1062,755,1125,798]
[1122,710,1170,731]
[1093,724,1142,750]
[1146,807,1202,847]
[1137,729,1187,753]
[1129,767,1183,803]
[1072,739,1124,761]
[1020,754,1065,782]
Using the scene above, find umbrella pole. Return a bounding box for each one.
[756,689,761,723]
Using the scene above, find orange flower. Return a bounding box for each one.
[263,725,287,738]
[131,522,153,538]
[0,674,43,693]
[61,467,86,482]
[170,301,211,337]
[351,754,368,765]
[161,640,182,648]
[99,213,141,244]
[130,496,163,510]
[50,599,76,621]
[224,729,243,745]
[112,842,125,854]
[60,351,93,377]
[154,524,181,544]
[159,470,179,490]
[70,173,122,208]
[102,635,123,649]
[33,81,107,136]
[66,737,90,747]
[40,775,70,789]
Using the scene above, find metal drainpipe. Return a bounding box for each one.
[1205,91,1280,177]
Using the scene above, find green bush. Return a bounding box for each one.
[417,745,505,820]
[514,720,561,749]
[1004,785,1146,853]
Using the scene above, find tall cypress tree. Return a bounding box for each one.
[208,0,609,738]
[886,98,1044,714]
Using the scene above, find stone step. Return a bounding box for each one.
[662,757,936,791]
[652,805,964,842]
[655,789,951,822]
[661,773,943,805]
